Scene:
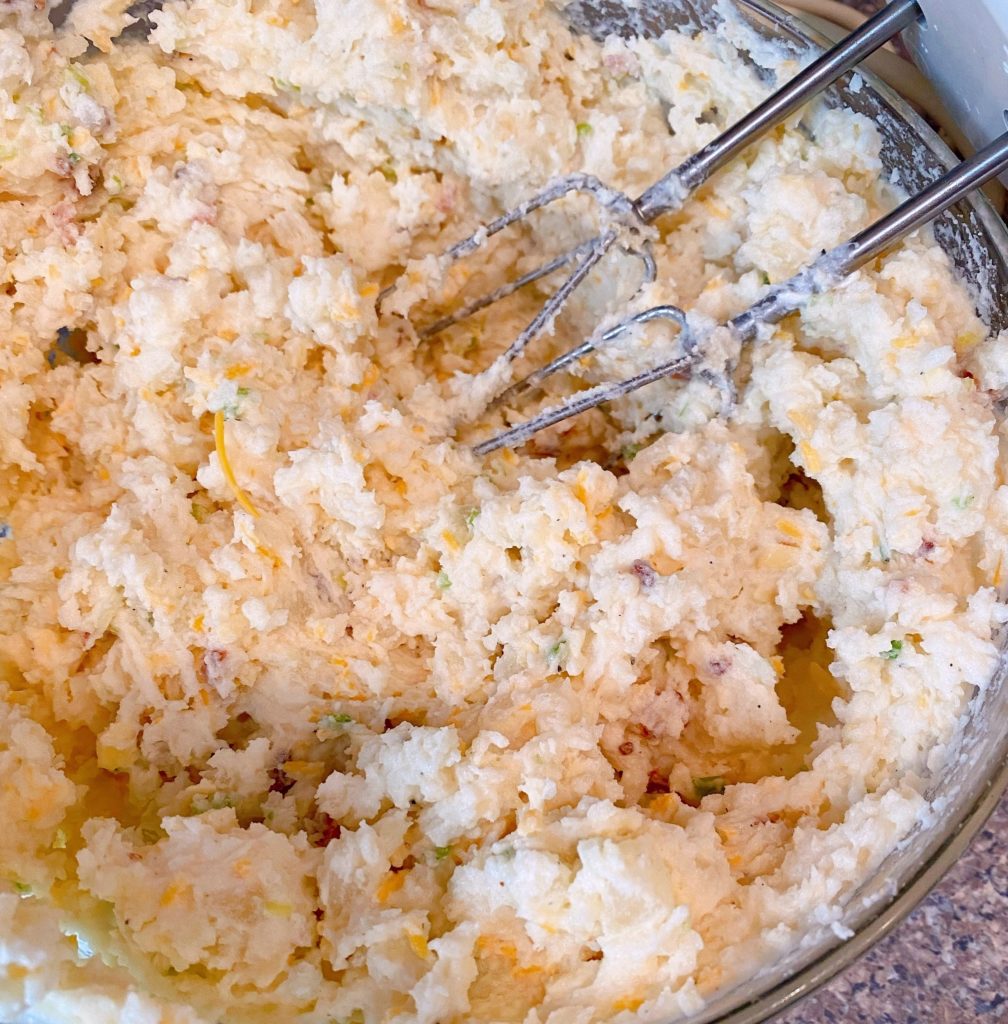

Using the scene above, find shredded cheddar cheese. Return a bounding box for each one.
[213,409,260,518]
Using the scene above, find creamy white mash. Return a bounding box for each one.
[1,0,1007,1022]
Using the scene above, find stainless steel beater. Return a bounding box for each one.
[390,0,1008,454]
[476,133,1008,453]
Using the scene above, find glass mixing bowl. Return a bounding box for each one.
[565,2,1008,1021]
[37,2,1007,1020]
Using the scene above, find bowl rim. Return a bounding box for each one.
[675,2,1008,1021]
[704,759,1008,1024]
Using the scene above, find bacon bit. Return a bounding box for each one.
[602,51,640,76]
[199,647,232,693]
[46,199,80,245]
[708,655,731,676]
[435,183,456,214]
[917,539,936,558]
[632,559,657,588]
[312,813,342,847]
[629,722,653,739]
[268,766,295,796]
[203,647,227,670]
[618,741,634,756]
[645,769,670,794]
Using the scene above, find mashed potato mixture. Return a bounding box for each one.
[2,0,1008,1021]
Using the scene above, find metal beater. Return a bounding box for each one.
[389,0,1008,454]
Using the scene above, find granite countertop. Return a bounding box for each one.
[771,9,1007,1021]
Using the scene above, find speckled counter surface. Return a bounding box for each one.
[773,795,1007,1023]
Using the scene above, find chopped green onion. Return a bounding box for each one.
[12,881,31,896]
[222,386,251,420]
[378,160,397,183]
[190,502,208,523]
[952,495,975,510]
[319,712,353,731]
[190,792,234,814]
[67,65,91,91]
[436,570,451,590]
[759,270,770,285]
[576,121,592,136]
[67,152,81,165]
[880,639,903,660]
[693,776,726,798]
[465,507,479,530]
[621,443,641,462]
[52,828,67,850]
[546,638,568,665]
[434,845,452,861]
